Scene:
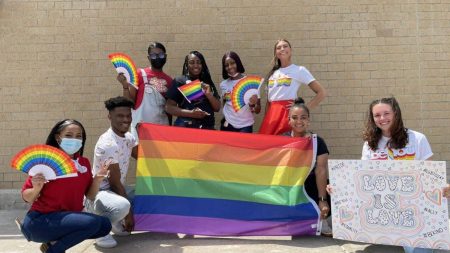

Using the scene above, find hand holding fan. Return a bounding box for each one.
[11,145,77,180]
[108,52,139,89]
[231,76,263,112]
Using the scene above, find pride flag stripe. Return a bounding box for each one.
[134,214,317,236]
[178,80,204,102]
[134,195,318,221]
[138,124,312,149]
[134,124,319,236]
[137,158,311,187]
[135,177,309,206]
[138,140,313,167]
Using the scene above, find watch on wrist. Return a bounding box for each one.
[318,196,328,202]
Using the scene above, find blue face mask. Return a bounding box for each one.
[59,138,82,155]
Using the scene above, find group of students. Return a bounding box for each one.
[117,39,326,135]
[18,39,450,253]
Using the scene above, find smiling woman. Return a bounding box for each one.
[219,51,261,133]
[283,98,332,237]
[361,96,450,253]
[259,39,327,135]
[165,51,221,129]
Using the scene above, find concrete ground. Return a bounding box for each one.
[0,190,448,253]
[0,209,417,253]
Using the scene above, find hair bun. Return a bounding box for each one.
[294,97,305,104]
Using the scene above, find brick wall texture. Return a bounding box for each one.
[0,0,449,188]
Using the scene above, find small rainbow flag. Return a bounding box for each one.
[133,123,320,236]
[178,80,204,103]
[108,52,139,89]
[11,145,77,180]
[231,76,262,112]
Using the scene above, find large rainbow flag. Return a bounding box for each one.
[134,123,320,236]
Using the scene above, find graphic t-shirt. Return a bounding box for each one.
[220,77,255,128]
[361,129,433,160]
[267,64,315,102]
[93,128,138,190]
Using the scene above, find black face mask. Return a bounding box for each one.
[150,57,166,69]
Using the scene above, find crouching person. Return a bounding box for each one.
[88,96,138,248]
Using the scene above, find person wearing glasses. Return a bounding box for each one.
[117,41,173,140]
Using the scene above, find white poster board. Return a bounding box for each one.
[328,160,449,250]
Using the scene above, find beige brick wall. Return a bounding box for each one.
[1,0,449,188]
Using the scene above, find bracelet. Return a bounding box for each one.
[318,196,328,202]
[123,87,129,91]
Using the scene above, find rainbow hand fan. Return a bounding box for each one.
[108,52,139,89]
[231,75,263,112]
[11,145,77,180]
[178,79,204,103]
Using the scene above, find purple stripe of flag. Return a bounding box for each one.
[134,214,318,236]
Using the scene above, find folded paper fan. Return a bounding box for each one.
[11,145,77,180]
[108,52,139,89]
[231,76,262,112]
[178,79,204,103]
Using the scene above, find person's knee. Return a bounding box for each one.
[117,200,131,218]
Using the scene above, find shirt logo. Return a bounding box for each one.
[268,78,292,88]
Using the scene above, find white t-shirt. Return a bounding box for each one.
[220,77,255,128]
[361,129,433,160]
[267,64,315,102]
[93,128,138,190]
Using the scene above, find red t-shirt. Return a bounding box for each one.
[21,156,93,213]
[135,67,173,109]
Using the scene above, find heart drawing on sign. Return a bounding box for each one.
[425,189,441,206]
[339,207,354,222]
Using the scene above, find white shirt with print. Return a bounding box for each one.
[220,77,255,128]
[267,64,315,102]
[93,128,138,190]
[361,129,433,161]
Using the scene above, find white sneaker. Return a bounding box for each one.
[111,221,131,236]
[95,234,117,248]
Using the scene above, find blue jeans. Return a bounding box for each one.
[23,210,111,253]
[220,118,253,133]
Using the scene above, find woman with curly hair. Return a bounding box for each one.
[362,97,450,253]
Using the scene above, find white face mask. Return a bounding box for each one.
[59,138,82,155]
[228,72,240,78]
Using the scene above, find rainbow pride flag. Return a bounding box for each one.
[178,80,204,103]
[134,124,320,236]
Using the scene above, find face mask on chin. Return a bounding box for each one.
[150,58,166,69]
[59,138,82,155]
[228,72,240,78]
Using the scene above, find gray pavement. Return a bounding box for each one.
[0,209,412,253]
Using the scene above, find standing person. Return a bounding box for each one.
[283,98,332,236]
[362,97,450,253]
[165,50,221,129]
[88,96,138,248]
[117,41,173,139]
[259,39,327,135]
[20,119,111,253]
[219,51,261,133]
